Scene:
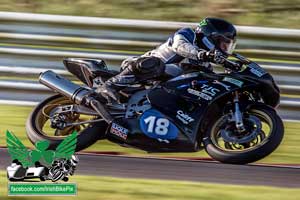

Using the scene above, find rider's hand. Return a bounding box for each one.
[197,49,227,65]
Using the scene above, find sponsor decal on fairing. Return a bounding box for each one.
[223,77,244,87]
[176,110,194,124]
[110,123,129,140]
[187,84,220,101]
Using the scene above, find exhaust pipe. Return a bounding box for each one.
[39,70,90,105]
[39,70,113,123]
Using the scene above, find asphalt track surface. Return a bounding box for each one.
[1,149,299,188]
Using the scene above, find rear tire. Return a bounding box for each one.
[204,105,284,164]
[26,94,108,151]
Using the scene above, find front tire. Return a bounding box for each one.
[204,105,284,164]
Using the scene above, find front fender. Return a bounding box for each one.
[246,102,278,113]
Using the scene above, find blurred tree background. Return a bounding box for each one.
[0,0,299,28]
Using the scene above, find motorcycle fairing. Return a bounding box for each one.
[117,89,198,152]
[148,88,200,130]
[147,72,257,146]
[110,63,279,152]
[236,62,280,107]
[116,116,196,152]
[163,72,257,106]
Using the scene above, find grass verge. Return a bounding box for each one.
[0,0,299,29]
[0,171,299,200]
[0,104,299,164]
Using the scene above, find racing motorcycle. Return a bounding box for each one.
[26,53,284,164]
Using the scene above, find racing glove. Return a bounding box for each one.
[197,49,226,64]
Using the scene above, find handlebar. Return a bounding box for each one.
[183,52,249,72]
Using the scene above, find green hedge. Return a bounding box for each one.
[0,0,299,28]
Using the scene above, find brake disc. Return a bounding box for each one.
[220,115,262,143]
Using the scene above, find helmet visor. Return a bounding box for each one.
[212,33,237,55]
[219,39,236,54]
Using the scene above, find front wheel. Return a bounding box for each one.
[204,104,284,164]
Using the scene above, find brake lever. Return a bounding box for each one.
[226,59,240,68]
[221,56,242,71]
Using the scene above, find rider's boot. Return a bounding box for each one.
[96,67,136,103]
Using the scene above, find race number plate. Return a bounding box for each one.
[139,109,178,140]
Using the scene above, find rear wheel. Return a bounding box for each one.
[26,94,108,151]
[204,105,284,164]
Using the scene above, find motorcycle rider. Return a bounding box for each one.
[97,17,237,102]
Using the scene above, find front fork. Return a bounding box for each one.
[233,91,245,132]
